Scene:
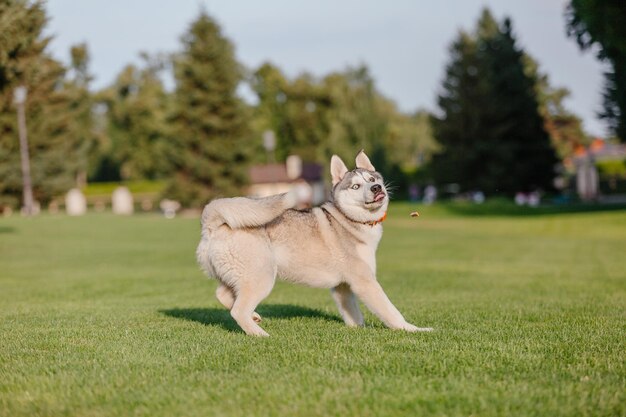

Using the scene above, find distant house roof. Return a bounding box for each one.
[249,164,289,184]
[574,139,626,161]
[249,162,323,184]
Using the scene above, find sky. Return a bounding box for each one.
[45,0,607,136]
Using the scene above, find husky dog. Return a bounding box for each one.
[196,150,432,336]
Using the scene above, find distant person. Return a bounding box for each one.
[515,192,527,206]
[424,185,437,205]
[408,184,420,202]
[528,191,540,207]
[472,191,485,204]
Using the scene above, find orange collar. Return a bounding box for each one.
[363,211,387,226]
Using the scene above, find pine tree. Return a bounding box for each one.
[431,31,485,189]
[432,9,557,194]
[0,0,46,207]
[0,0,89,207]
[165,11,250,207]
[477,12,557,193]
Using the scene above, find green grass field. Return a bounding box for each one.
[1,203,625,417]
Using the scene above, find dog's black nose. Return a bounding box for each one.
[371,184,382,194]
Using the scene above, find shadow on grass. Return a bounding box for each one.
[441,200,626,217]
[160,304,341,333]
[0,226,15,234]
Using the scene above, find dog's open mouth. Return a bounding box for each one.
[366,192,386,205]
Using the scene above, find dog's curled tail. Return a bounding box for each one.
[200,191,301,233]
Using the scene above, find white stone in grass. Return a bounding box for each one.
[112,187,134,215]
[159,199,181,219]
[65,188,86,216]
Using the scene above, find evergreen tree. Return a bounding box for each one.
[165,11,250,207]
[431,31,485,188]
[566,0,626,141]
[0,0,90,207]
[478,12,557,193]
[0,0,49,207]
[432,9,557,194]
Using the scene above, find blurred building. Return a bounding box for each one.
[248,155,325,205]
[574,138,626,161]
[573,139,626,201]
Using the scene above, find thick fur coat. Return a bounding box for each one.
[196,150,432,336]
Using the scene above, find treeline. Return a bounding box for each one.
[566,0,626,142]
[0,1,612,208]
[1,2,96,207]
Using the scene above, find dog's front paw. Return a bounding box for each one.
[401,323,433,332]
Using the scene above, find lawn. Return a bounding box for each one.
[0,203,624,417]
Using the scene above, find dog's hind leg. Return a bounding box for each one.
[216,283,235,308]
[331,283,364,327]
[211,229,275,335]
[216,283,262,323]
[230,275,275,337]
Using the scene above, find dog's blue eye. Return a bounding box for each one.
[351,184,360,190]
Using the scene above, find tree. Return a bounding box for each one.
[98,56,170,181]
[251,63,333,163]
[566,0,626,141]
[430,31,485,189]
[249,62,289,162]
[385,109,439,173]
[62,43,98,186]
[525,54,588,165]
[165,11,251,207]
[250,62,436,180]
[0,0,48,207]
[323,66,388,168]
[0,0,90,207]
[432,9,557,194]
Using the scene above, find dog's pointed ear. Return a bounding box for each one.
[355,149,375,171]
[330,155,349,186]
